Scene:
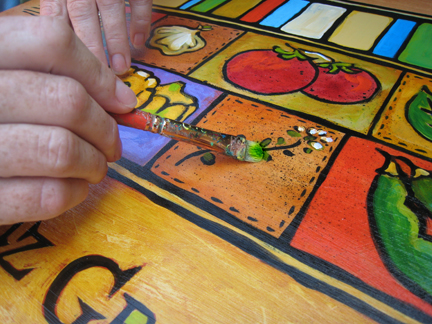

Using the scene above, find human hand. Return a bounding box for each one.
[40,0,153,75]
[0,16,137,224]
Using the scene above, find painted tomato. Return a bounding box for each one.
[224,46,317,95]
[301,63,380,104]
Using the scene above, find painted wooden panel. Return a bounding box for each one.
[4,0,432,323]
[0,177,373,323]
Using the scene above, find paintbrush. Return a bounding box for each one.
[111,109,264,162]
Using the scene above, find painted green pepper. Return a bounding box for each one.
[369,160,432,301]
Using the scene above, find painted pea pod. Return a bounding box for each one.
[369,165,432,301]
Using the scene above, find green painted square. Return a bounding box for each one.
[124,310,148,324]
[399,23,432,70]
[191,0,228,12]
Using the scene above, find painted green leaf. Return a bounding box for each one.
[277,137,286,145]
[304,136,317,141]
[200,152,216,165]
[260,138,272,147]
[406,85,432,142]
[303,148,313,154]
[262,151,271,161]
[287,130,302,137]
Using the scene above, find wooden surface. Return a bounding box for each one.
[351,0,432,16]
[2,0,432,323]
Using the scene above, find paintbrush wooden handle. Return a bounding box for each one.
[111,109,247,158]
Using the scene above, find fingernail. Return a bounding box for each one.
[115,77,137,108]
[133,33,146,49]
[111,53,128,75]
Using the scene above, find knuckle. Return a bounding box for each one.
[43,77,89,125]
[131,16,150,27]
[36,17,75,57]
[98,0,124,10]
[86,63,109,95]
[105,33,127,44]
[39,180,67,216]
[40,0,62,16]
[67,0,95,20]
[45,128,79,176]
[39,179,88,216]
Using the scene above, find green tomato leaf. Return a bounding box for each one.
[200,152,216,165]
[260,138,272,147]
[406,86,432,142]
[287,130,302,137]
[304,136,317,141]
[277,137,286,145]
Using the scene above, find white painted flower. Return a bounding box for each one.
[308,128,318,135]
[310,142,323,150]
[321,137,333,143]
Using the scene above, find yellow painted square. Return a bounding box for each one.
[190,32,401,134]
[372,73,432,159]
[152,0,189,7]
[329,11,393,50]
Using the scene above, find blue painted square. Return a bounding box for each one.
[180,0,202,9]
[373,19,416,58]
[260,0,309,28]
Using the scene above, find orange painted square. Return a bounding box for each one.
[133,16,244,74]
[150,95,344,238]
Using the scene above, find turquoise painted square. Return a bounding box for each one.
[399,23,432,70]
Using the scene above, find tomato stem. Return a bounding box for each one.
[273,46,309,61]
[318,62,359,74]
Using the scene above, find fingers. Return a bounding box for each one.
[0,71,122,162]
[129,0,153,49]
[0,124,108,184]
[0,16,136,113]
[67,0,107,65]
[0,177,88,224]
[96,0,130,75]
[40,0,70,22]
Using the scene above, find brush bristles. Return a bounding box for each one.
[244,140,264,163]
